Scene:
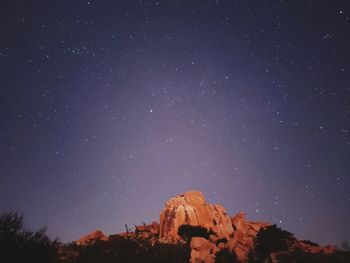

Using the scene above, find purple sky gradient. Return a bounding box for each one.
[0,0,349,246]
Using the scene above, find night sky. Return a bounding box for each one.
[1,0,349,246]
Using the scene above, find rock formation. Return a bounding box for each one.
[229,211,270,261]
[296,241,336,254]
[61,190,347,263]
[74,230,108,246]
[159,191,234,242]
[159,191,271,262]
[190,237,218,263]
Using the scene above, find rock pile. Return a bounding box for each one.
[67,190,342,263]
[229,211,270,261]
[159,191,234,242]
[159,191,270,262]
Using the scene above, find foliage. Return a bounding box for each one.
[71,235,190,263]
[278,248,350,263]
[215,248,238,263]
[177,224,211,242]
[254,224,296,262]
[0,211,60,263]
[125,224,132,234]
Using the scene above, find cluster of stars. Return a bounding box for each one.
[0,0,349,245]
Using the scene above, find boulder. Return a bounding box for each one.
[190,237,217,263]
[75,230,108,246]
[229,212,270,262]
[159,191,234,242]
[151,221,160,235]
[297,241,336,254]
[67,191,344,263]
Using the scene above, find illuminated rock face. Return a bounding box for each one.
[75,230,108,246]
[229,211,270,262]
[159,191,234,242]
[190,237,218,263]
[158,191,271,262]
[68,191,342,263]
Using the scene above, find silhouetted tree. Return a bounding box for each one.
[0,211,59,263]
[341,239,349,251]
[247,251,256,263]
[124,224,132,234]
[215,248,238,263]
[254,224,296,262]
[177,224,211,242]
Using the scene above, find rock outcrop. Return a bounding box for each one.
[190,237,218,263]
[229,211,270,261]
[296,241,336,254]
[158,191,272,262]
[75,230,108,246]
[159,191,234,242]
[62,190,346,263]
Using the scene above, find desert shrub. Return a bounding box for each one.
[215,248,238,263]
[152,242,191,263]
[74,236,190,263]
[247,251,256,263]
[254,224,296,262]
[177,224,211,241]
[0,211,59,263]
[282,248,350,263]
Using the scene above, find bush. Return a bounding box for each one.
[177,224,211,242]
[254,224,296,262]
[215,249,238,263]
[74,236,190,263]
[0,211,59,263]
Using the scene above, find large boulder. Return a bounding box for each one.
[229,211,270,262]
[66,190,344,263]
[75,230,108,246]
[159,191,234,242]
[190,237,218,263]
[296,241,336,254]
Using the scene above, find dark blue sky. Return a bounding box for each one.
[0,0,349,246]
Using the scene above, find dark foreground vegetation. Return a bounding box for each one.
[252,224,350,263]
[1,212,350,263]
[0,212,60,263]
[61,237,190,263]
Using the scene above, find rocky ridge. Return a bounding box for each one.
[68,190,341,263]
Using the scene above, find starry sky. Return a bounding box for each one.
[1,0,349,246]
